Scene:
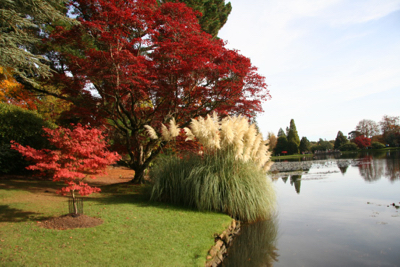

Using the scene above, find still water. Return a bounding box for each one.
[223,151,400,267]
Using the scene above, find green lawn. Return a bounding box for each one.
[271,153,314,161]
[0,180,232,266]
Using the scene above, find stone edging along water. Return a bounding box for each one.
[205,219,240,267]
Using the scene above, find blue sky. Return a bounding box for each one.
[218,0,400,141]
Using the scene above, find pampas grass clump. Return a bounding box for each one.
[150,149,275,222]
[148,112,276,222]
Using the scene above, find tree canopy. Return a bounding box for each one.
[379,115,400,146]
[299,136,310,153]
[355,119,380,138]
[334,131,348,150]
[39,0,269,183]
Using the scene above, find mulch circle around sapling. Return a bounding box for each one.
[39,214,103,230]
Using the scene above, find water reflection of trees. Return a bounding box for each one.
[357,155,400,182]
[385,157,400,181]
[222,216,279,267]
[358,156,384,182]
[290,175,301,194]
[338,165,349,174]
[279,175,301,194]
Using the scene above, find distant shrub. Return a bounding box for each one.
[0,103,55,174]
[310,144,324,153]
[286,141,298,155]
[371,142,385,149]
[339,143,359,151]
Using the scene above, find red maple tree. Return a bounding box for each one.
[354,135,371,149]
[40,0,270,183]
[11,124,121,214]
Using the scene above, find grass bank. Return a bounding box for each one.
[0,178,232,266]
[271,154,314,161]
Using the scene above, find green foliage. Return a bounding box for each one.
[287,119,300,147]
[334,131,348,149]
[286,140,298,155]
[339,143,359,151]
[274,135,288,155]
[164,0,232,37]
[310,144,324,153]
[277,128,285,137]
[150,149,276,222]
[371,142,385,149]
[0,0,77,85]
[383,132,400,147]
[0,103,55,173]
[299,136,310,153]
[318,138,333,150]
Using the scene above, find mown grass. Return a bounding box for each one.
[271,154,314,161]
[0,179,232,266]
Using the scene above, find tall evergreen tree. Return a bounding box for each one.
[0,0,76,85]
[287,119,300,147]
[162,0,232,37]
[277,128,285,137]
[334,131,348,149]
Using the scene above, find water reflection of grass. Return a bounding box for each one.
[222,216,279,267]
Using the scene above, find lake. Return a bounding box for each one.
[222,150,400,267]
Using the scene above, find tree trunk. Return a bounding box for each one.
[72,190,78,215]
[131,168,145,184]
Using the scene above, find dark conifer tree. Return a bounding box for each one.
[334,131,348,149]
[161,0,232,37]
[299,136,310,153]
[274,135,288,155]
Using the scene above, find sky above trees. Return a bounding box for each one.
[219,0,400,141]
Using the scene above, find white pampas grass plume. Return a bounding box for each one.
[220,117,235,147]
[231,116,246,158]
[205,113,221,149]
[189,114,221,150]
[242,124,257,161]
[183,112,273,172]
[184,127,195,141]
[144,125,158,140]
[169,118,180,138]
[254,140,269,167]
[251,134,262,158]
[161,123,171,141]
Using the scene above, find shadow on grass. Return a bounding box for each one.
[88,182,206,214]
[0,178,62,194]
[0,205,50,222]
